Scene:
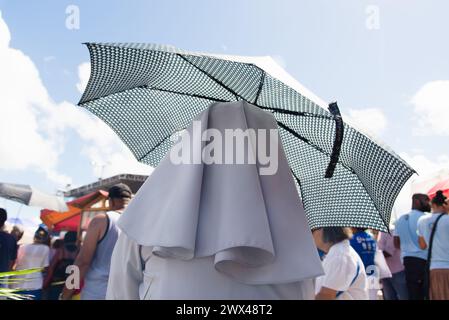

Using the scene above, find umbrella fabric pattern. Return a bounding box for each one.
[0,182,68,212]
[78,43,415,232]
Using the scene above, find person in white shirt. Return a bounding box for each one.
[312,227,368,300]
[12,227,50,300]
[417,190,449,300]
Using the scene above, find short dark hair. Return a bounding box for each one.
[34,227,49,244]
[411,193,431,212]
[322,227,351,244]
[0,208,7,227]
[52,239,64,249]
[64,231,77,244]
[413,193,429,202]
[63,231,78,252]
[108,183,132,200]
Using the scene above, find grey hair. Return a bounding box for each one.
[322,227,351,244]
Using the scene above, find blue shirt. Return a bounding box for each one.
[394,210,428,260]
[350,231,377,271]
[0,230,17,273]
[417,213,449,270]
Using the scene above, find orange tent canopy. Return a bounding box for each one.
[40,190,108,232]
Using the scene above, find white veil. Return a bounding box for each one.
[118,100,324,285]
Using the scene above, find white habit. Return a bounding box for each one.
[106,101,324,299]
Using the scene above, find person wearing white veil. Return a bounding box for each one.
[106,100,324,300]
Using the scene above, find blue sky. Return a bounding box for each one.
[0,0,448,226]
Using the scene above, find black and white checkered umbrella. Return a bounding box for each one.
[78,43,415,232]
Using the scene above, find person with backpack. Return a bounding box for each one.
[393,193,430,300]
[417,190,449,300]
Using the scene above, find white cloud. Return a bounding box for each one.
[411,80,449,136]
[0,12,152,189]
[0,11,67,186]
[391,152,449,222]
[76,62,90,93]
[82,146,152,179]
[344,108,388,137]
[400,152,449,178]
[390,80,449,220]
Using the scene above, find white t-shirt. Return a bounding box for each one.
[315,240,368,300]
[13,243,50,290]
[417,213,449,270]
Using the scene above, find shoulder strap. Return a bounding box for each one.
[336,263,360,298]
[427,213,445,264]
[425,213,445,300]
[97,212,110,244]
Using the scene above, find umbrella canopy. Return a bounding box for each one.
[0,182,68,212]
[78,43,415,232]
[428,177,449,199]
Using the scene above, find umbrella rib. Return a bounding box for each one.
[176,54,243,101]
[280,122,389,231]
[140,85,333,122]
[137,115,337,163]
[292,159,390,232]
[137,117,350,167]
[81,84,333,121]
[277,121,355,174]
[254,70,266,105]
[143,85,333,120]
[142,86,230,103]
[291,170,307,206]
[260,106,333,119]
[137,132,175,162]
[350,173,391,232]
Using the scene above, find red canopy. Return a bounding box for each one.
[427,177,449,200]
[40,190,108,232]
[41,208,81,232]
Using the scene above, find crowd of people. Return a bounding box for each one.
[1,185,448,300]
[0,183,131,300]
[315,191,449,300]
